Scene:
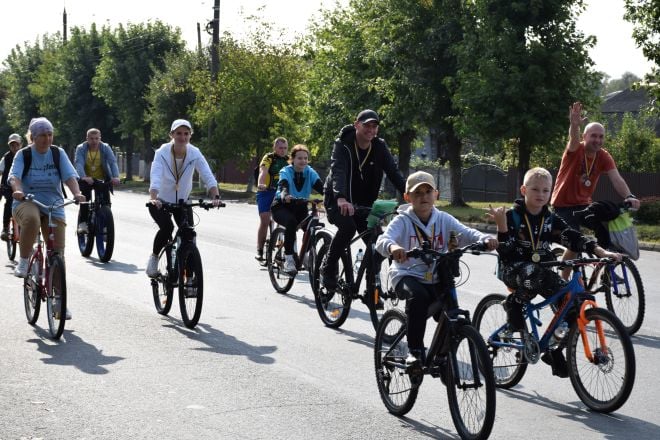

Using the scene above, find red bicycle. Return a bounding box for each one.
[23,195,78,339]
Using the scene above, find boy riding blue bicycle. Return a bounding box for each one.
[486,167,621,377]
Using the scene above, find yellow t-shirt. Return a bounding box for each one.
[85,149,104,180]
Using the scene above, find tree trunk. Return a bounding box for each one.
[143,125,152,183]
[397,129,416,178]
[125,134,134,181]
[445,126,467,207]
[517,139,531,190]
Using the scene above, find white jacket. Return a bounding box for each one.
[149,142,218,204]
[376,204,490,289]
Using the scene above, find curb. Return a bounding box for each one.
[466,222,658,253]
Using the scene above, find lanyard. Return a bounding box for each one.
[523,213,544,261]
[584,150,597,179]
[354,140,372,180]
[413,223,435,248]
[171,148,187,191]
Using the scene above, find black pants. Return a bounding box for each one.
[324,206,370,270]
[271,203,308,254]
[78,179,111,222]
[148,204,193,255]
[396,276,439,351]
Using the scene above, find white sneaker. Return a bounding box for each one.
[52,298,72,320]
[283,254,297,275]
[77,222,89,234]
[146,254,159,278]
[14,258,29,278]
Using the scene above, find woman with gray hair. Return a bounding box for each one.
[8,118,86,299]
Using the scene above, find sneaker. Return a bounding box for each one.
[0,229,7,241]
[406,349,425,380]
[52,298,72,320]
[77,222,89,234]
[254,249,265,263]
[541,349,569,378]
[283,254,297,275]
[146,254,159,278]
[14,258,29,278]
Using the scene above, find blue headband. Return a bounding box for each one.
[28,117,54,137]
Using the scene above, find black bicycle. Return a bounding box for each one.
[313,200,400,331]
[77,179,115,262]
[266,199,333,294]
[147,199,224,329]
[375,242,496,440]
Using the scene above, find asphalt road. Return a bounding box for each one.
[1,190,658,439]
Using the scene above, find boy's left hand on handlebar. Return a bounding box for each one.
[483,237,499,251]
[73,193,86,203]
[389,244,408,263]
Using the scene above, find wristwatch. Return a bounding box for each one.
[625,194,637,199]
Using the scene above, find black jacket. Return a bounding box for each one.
[323,124,405,208]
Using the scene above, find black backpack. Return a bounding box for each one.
[20,146,67,197]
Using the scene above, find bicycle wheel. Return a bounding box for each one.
[308,229,333,295]
[178,244,204,329]
[313,244,352,328]
[6,219,17,260]
[152,247,174,315]
[267,227,295,294]
[77,211,94,257]
[473,293,528,388]
[46,255,67,339]
[95,206,115,262]
[446,324,496,440]
[600,257,645,335]
[374,309,418,416]
[23,259,41,324]
[566,308,635,413]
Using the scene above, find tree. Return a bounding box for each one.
[607,112,660,172]
[625,0,660,111]
[601,72,641,96]
[451,0,601,184]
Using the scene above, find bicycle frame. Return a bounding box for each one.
[293,200,324,267]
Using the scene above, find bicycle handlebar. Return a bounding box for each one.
[539,256,617,269]
[145,199,226,210]
[23,194,79,210]
[406,241,488,261]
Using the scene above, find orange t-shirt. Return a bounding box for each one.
[551,142,616,207]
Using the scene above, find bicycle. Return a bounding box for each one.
[148,198,224,329]
[77,179,115,262]
[22,195,78,339]
[6,215,20,261]
[266,199,333,294]
[473,256,636,413]
[313,200,401,331]
[374,242,496,440]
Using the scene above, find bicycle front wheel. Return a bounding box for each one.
[46,255,67,339]
[267,227,295,294]
[472,293,527,388]
[313,244,352,328]
[77,211,94,257]
[374,309,418,416]
[152,247,174,315]
[23,260,41,324]
[368,255,400,333]
[567,308,635,413]
[601,257,645,335]
[178,244,204,329]
[6,219,17,260]
[95,206,115,262]
[446,324,496,440]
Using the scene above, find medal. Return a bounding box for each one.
[532,252,540,263]
[523,213,544,264]
[424,271,433,282]
[583,151,597,188]
[584,178,591,187]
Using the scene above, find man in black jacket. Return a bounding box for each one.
[320,109,406,289]
[1,133,22,241]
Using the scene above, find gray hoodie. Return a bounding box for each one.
[376,204,490,289]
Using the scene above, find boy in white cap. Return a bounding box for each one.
[1,133,23,241]
[376,171,498,368]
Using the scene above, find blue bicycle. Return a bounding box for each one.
[473,256,635,413]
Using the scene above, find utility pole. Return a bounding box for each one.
[210,0,220,82]
[197,22,202,54]
[63,7,68,43]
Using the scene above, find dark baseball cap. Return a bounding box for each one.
[356,109,380,124]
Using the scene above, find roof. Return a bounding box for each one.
[601,87,655,114]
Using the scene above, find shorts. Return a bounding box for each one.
[552,205,588,231]
[256,189,276,214]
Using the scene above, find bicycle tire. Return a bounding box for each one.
[95,206,114,262]
[6,220,17,261]
[46,254,67,339]
[178,244,204,329]
[313,243,352,328]
[152,246,174,315]
[23,258,41,324]
[446,324,496,440]
[374,309,418,416]
[600,257,645,335]
[367,255,400,333]
[473,293,528,388]
[567,307,635,413]
[77,211,94,257]
[267,227,295,294]
[308,229,333,296]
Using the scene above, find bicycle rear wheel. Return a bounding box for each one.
[46,255,67,339]
[313,244,352,328]
[446,324,496,440]
[567,308,635,413]
[600,258,644,335]
[178,244,204,329]
[473,293,528,388]
[6,219,17,260]
[267,227,295,294]
[308,229,333,295]
[77,211,94,257]
[152,247,174,315]
[23,259,41,324]
[374,309,418,416]
[95,206,114,262]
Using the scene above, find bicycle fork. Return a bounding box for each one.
[576,299,609,362]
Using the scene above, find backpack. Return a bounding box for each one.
[20,146,67,197]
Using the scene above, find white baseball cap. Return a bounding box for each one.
[170,119,192,133]
[8,133,22,145]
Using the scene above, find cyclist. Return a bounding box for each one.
[1,133,22,241]
[320,109,406,290]
[74,128,121,234]
[255,137,289,263]
[146,119,221,278]
[487,167,621,377]
[376,171,498,368]
[270,144,324,274]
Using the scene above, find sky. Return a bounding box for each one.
[0,0,655,80]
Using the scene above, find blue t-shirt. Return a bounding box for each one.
[275,165,321,200]
[9,146,78,220]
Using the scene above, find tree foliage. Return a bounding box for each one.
[624,0,660,110]
[607,112,660,172]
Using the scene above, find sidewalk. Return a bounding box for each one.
[467,222,659,252]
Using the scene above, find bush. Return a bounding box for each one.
[633,196,660,224]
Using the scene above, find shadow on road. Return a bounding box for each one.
[84,258,140,274]
[27,329,125,374]
[629,332,660,351]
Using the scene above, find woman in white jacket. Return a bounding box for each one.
[146,119,221,277]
